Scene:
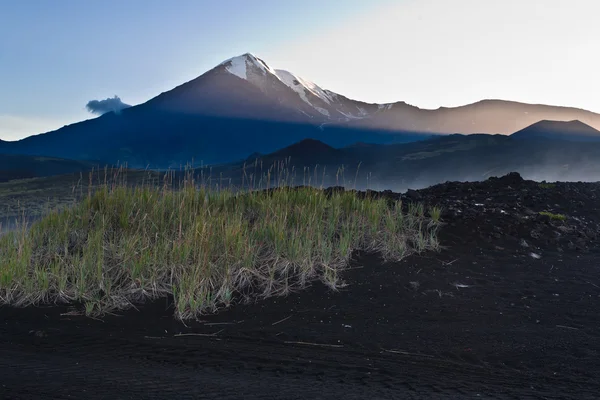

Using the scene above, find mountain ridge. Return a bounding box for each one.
[1,52,600,167]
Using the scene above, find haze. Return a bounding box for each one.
[1,0,598,140]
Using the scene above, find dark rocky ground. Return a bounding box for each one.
[1,173,600,399]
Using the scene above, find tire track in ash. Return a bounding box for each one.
[1,325,597,400]
[0,346,443,400]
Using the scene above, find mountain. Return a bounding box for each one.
[146,53,381,124]
[1,53,600,168]
[0,53,432,167]
[348,99,600,135]
[0,154,97,182]
[204,134,600,191]
[511,120,600,142]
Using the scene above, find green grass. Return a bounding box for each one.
[0,174,440,320]
[539,211,566,221]
[539,183,556,189]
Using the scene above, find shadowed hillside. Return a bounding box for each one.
[0,154,97,182]
[203,134,600,191]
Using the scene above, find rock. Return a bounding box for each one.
[489,172,524,185]
[405,189,423,201]
[324,186,345,196]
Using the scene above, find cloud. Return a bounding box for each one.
[86,95,131,115]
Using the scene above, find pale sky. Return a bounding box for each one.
[1,0,599,141]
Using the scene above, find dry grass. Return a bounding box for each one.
[0,168,440,320]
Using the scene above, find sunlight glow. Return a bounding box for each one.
[268,0,600,112]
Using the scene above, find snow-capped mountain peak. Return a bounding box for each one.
[219,53,278,80]
[217,53,383,123]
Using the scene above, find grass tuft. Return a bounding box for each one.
[0,170,440,320]
[539,211,566,222]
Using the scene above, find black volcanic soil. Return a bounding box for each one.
[2,173,600,399]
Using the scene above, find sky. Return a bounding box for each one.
[1,0,599,141]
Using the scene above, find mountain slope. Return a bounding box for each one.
[510,120,600,141]
[2,53,600,168]
[0,110,425,168]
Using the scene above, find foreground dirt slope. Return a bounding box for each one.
[1,173,600,399]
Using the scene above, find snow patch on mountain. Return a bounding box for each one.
[248,54,278,76]
[338,110,365,120]
[378,104,394,111]
[325,90,339,101]
[275,69,311,105]
[221,55,248,80]
[220,53,279,80]
[275,69,333,105]
[314,107,330,116]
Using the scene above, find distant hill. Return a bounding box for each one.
[511,120,600,142]
[204,134,600,190]
[1,53,600,168]
[0,155,97,182]
[262,138,341,165]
